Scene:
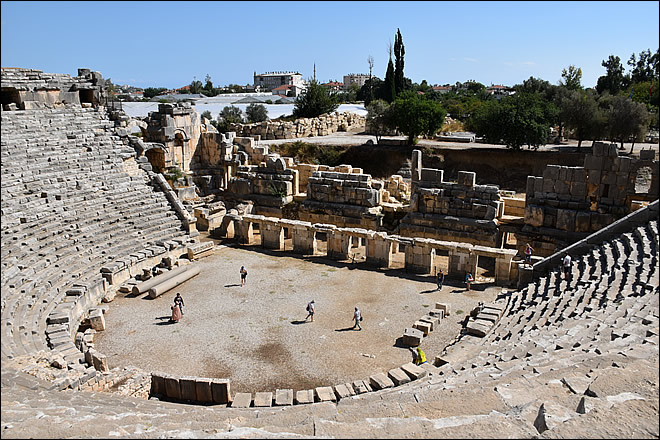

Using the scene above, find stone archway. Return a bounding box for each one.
[174,130,187,170]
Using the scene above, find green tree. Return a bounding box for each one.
[203,74,217,97]
[468,93,557,150]
[200,110,213,121]
[387,91,446,145]
[596,55,627,95]
[143,87,168,99]
[560,89,603,148]
[216,105,244,132]
[366,99,391,143]
[358,77,382,105]
[383,51,396,103]
[601,95,650,151]
[189,77,203,94]
[246,103,268,123]
[559,65,583,90]
[394,28,405,97]
[628,49,656,83]
[292,79,339,118]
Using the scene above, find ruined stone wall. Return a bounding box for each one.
[519,142,658,256]
[226,155,298,217]
[524,142,658,235]
[399,151,502,246]
[1,67,106,110]
[306,170,381,207]
[299,169,383,229]
[291,163,362,194]
[143,103,203,173]
[229,111,366,140]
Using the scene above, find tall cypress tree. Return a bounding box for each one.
[384,55,396,103]
[394,28,405,97]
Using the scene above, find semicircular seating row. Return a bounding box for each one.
[1,105,190,362]
[431,215,658,386]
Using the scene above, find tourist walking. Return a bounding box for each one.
[305,300,315,322]
[174,293,184,316]
[436,269,445,290]
[562,253,572,281]
[524,243,534,267]
[465,272,474,291]
[240,266,248,286]
[171,303,182,323]
[352,306,362,330]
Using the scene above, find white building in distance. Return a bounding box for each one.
[254,71,305,91]
[343,73,370,91]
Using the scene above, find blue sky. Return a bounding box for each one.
[1,1,658,89]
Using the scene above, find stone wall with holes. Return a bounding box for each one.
[1,67,106,110]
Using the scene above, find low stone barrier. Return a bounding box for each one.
[186,241,214,260]
[150,372,231,404]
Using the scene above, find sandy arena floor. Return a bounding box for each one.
[94,240,504,394]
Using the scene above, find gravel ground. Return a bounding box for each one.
[94,241,503,395]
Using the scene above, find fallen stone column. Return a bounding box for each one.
[132,264,193,295]
[148,265,200,298]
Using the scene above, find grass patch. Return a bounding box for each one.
[456,309,464,315]
[422,304,429,308]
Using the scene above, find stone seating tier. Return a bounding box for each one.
[1,105,190,361]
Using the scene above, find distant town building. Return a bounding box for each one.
[254,71,305,91]
[343,73,370,91]
[271,83,306,97]
[432,85,451,94]
[487,84,515,100]
[323,81,344,93]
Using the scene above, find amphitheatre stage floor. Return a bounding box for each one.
[95,240,502,394]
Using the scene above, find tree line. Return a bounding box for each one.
[359,33,658,149]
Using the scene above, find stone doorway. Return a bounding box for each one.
[146,148,166,174]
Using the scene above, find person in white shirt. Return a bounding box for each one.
[352,306,362,331]
[305,300,315,322]
[562,253,572,280]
